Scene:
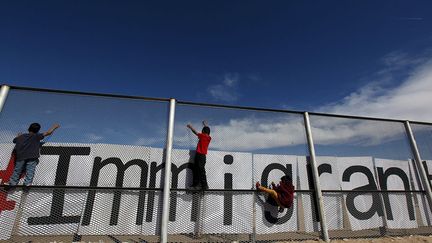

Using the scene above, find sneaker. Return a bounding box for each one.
[192,185,202,190]
[3,183,14,191]
[23,185,30,192]
[255,181,261,190]
[188,185,199,190]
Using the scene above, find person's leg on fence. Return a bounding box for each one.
[196,153,208,190]
[23,159,38,186]
[8,160,26,186]
[191,154,201,187]
[256,183,283,208]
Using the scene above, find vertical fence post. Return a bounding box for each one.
[252,192,256,243]
[0,85,10,112]
[160,98,176,243]
[404,121,432,213]
[303,112,329,242]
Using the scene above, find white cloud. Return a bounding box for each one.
[210,117,306,150]
[207,73,240,102]
[308,117,406,146]
[318,51,432,122]
[134,137,165,146]
[223,73,238,87]
[301,51,432,147]
[175,116,307,151]
[44,109,55,115]
[189,50,432,150]
[85,133,103,142]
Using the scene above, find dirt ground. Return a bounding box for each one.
[284,235,432,243]
[3,235,432,243]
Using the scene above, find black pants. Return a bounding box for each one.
[192,153,208,188]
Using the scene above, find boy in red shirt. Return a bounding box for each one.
[256,175,295,212]
[187,121,211,190]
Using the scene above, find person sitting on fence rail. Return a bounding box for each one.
[256,175,295,212]
[187,120,211,190]
[5,123,60,190]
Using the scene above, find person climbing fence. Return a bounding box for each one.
[187,120,211,190]
[256,175,295,212]
[5,123,60,190]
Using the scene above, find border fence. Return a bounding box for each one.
[0,84,432,243]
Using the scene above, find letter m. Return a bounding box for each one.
[82,157,148,226]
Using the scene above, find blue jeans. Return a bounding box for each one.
[9,159,38,186]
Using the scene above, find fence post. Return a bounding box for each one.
[303,112,329,242]
[160,98,176,243]
[252,192,256,243]
[404,121,432,214]
[0,85,10,112]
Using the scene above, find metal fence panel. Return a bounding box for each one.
[1,87,432,242]
[171,104,316,242]
[0,88,168,242]
[310,115,432,240]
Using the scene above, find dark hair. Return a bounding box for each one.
[28,123,41,133]
[202,126,210,135]
[281,175,292,184]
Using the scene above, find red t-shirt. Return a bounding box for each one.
[196,133,211,155]
[275,182,295,208]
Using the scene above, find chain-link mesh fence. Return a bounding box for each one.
[309,115,432,241]
[0,88,169,242]
[325,191,432,239]
[0,86,432,242]
[410,123,432,193]
[170,103,319,242]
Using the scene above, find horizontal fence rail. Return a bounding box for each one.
[2,185,426,193]
[5,84,432,124]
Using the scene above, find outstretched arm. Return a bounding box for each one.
[187,124,198,136]
[43,124,60,137]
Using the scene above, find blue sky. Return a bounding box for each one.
[1,1,431,112]
[1,1,432,159]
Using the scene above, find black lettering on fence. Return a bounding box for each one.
[146,161,164,222]
[422,161,432,189]
[318,163,332,176]
[305,162,320,222]
[316,163,333,221]
[82,157,148,226]
[261,163,293,224]
[377,167,415,220]
[342,165,383,220]
[302,162,333,223]
[224,155,234,225]
[28,146,90,225]
[169,162,193,221]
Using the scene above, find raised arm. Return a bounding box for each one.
[187,124,199,136]
[202,120,209,127]
[43,124,60,137]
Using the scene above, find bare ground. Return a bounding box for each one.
[283,235,432,243]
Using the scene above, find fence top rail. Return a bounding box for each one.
[4,84,432,125]
[168,101,432,125]
[6,84,171,102]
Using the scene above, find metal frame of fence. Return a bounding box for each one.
[0,84,432,243]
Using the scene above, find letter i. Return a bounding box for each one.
[223,155,233,225]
